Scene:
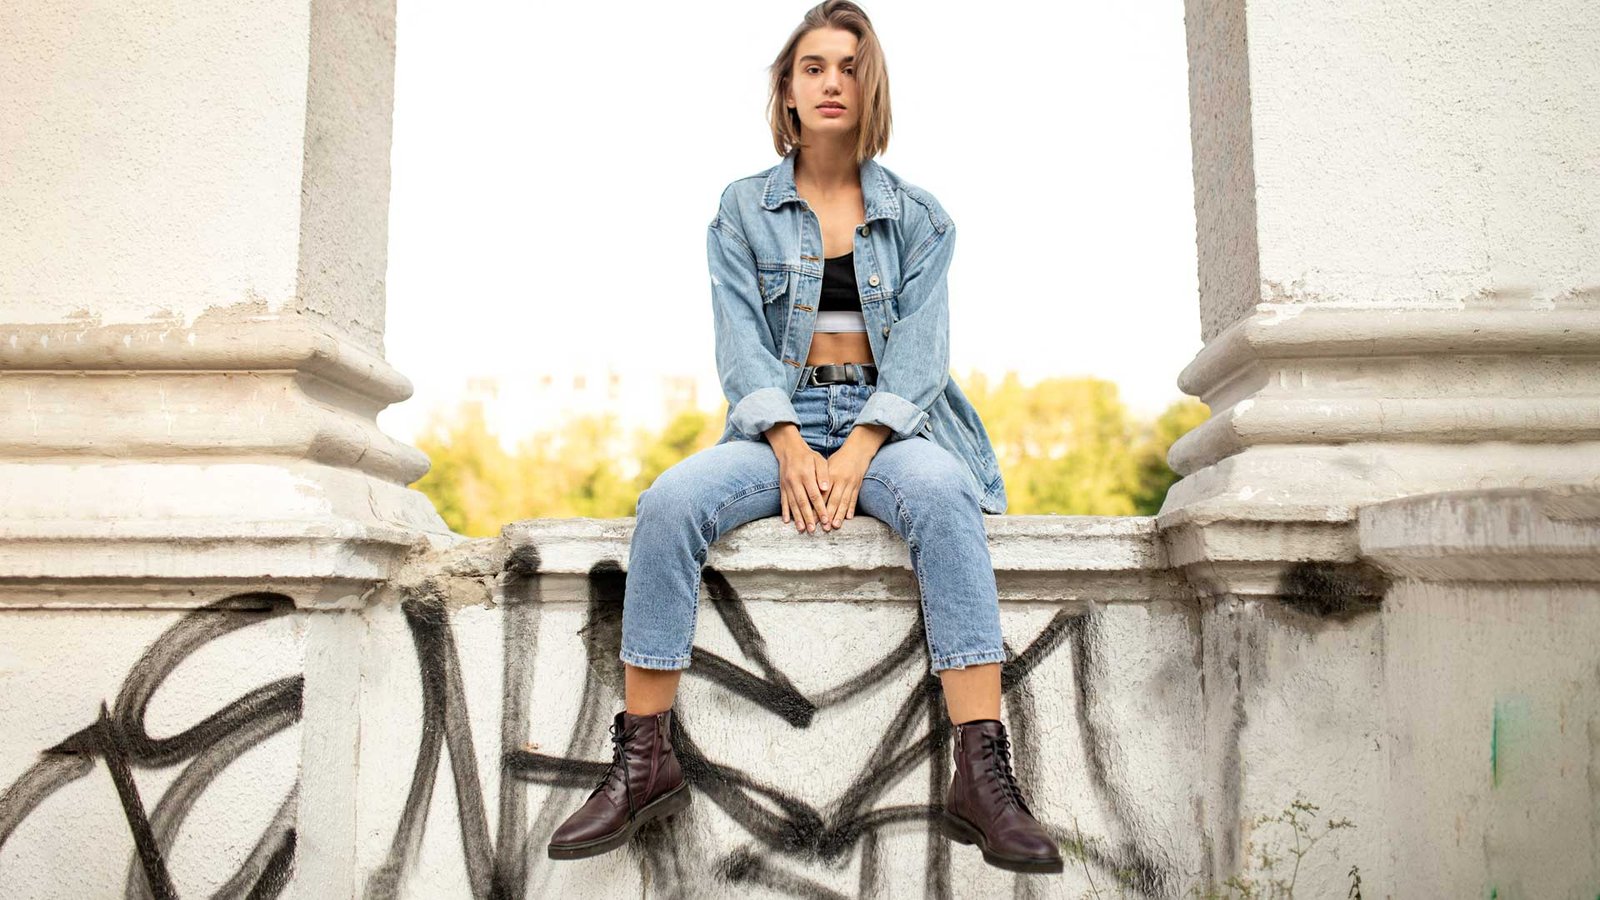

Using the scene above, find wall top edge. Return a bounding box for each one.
[1359,486,1600,583]
[503,514,1162,541]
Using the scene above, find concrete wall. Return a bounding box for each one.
[1364,490,1600,897]
[0,519,1222,898]
[353,520,1205,899]
[8,496,1592,898]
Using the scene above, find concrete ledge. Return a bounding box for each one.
[1173,397,1600,474]
[505,514,1186,604]
[0,312,451,606]
[1169,305,1600,475]
[1360,487,1600,582]
[0,371,428,484]
[1177,303,1600,399]
[1,312,414,405]
[0,460,454,609]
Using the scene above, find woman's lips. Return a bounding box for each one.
[819,106,846,117]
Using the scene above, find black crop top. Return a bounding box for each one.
[819,251,860,312]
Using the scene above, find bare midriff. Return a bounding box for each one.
[805,330,873,366]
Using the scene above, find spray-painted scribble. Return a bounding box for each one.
[368,548,1173,899]
[0,592,302,900]
[1,550,1184,898]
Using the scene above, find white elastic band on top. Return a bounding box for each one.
[814,310,867,333]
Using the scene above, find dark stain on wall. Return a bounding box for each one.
[1278,561,1391,620]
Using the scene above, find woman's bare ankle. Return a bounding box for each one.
[623,663,683,715]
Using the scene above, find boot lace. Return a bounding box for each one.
[592,719,641,811]
[982,734,1031,814]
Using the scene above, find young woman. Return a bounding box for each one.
[548,0,1062,875]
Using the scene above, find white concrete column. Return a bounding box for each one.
[1172,3,1600,891]
[0,3,453,896]
[0,0,453,607]
[1169,0,1600,593]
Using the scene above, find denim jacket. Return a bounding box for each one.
[707,149,1008,514]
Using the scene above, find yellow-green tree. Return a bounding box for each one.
[632,405,725,495]
[961,370,1142,515]
[1129,397,1211,515]
[412,398,529,537]
[515,412,636,518]
[409,373,1208,534]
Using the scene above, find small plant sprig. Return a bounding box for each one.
[1060,816,1138,899]
[1187,796,1360,900]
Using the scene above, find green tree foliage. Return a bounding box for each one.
[633,405,724,492]
[409,374,1208,535]
[1129,395,1211,516]
[411,397,525,538]
[959,370,1209,516]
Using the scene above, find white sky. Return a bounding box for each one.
[379,1,1204,446]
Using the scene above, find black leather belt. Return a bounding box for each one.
[806,363,878,386]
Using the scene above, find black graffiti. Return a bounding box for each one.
[0,566,1180,897]
[372,549,1171,899]
[0,593,303,899]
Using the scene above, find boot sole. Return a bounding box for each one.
[547,783,692,860]
[939,810,1065,874]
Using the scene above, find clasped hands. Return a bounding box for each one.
[767,422,891,533]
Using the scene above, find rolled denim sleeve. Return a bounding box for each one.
[708,211,800,440]
[855,221,955,440]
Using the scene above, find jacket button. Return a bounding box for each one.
[882,325,890,337]
[868,274,880,287]
[858,224,869,236]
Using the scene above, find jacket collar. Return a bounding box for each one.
[761,149,901,222]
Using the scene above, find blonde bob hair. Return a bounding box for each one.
[768,1,892,162]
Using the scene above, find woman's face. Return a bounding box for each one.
[785,27,862,138]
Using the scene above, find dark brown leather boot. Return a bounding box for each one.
[940,718,1064,873]
[547,709,690,859]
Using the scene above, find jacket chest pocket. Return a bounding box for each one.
[757,267,790,306]
[755,266,792,347]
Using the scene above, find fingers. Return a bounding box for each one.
[802,474,827,534]
[830,481,860,528]
[787,468,818,533]
[780,453,856,535]
[812,457,835,531]
[824,477,846,528]
[789,480,812,532]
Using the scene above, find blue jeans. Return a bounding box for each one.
[621,368,1005,673]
